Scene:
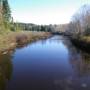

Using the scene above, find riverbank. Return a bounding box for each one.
[0,31,51,54]
[70,36,90,52]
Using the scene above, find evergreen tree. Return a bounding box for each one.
[2,0,11,29]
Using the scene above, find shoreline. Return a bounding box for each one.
[70,37,90,53]
[0,31,51,54]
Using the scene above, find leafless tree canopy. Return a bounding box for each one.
[67,4,90,37]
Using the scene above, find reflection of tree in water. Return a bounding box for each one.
[38,39,47,45]
[49,36,64,44]
[71,52,90,77]
[63,38,90,75]
[0,50,14,90]
[63,37,90,77]
[80,53,90,76]
[54,37,90,90]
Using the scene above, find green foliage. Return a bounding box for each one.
[14,23,54,32]
[2,0,11,30]
[0,0,12,33]
[2,0,11,22]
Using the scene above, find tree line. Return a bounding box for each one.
[0,0,57,33]
[13,22,57,32]
[66,4,90,38]
[1,0,90,37]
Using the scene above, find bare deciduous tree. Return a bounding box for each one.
[67,4,90,37]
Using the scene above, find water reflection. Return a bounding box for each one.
[0,50,14,90]
[2,35,90,90]
[70,52,90,77]
[57,37,90,90]
[62,37,90,77]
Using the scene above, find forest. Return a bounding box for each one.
[0,0,90,51]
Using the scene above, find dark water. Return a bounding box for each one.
[0,35,90,90]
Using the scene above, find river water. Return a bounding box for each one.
[0,35,90,90]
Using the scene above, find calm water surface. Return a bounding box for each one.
[0,35,90,90]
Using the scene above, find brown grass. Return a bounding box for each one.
[0,31,51,52]
[80,36,90,43]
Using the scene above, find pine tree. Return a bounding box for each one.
[0,0,4,33]
[2,0,11,29]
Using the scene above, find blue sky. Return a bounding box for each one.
[8,0,90,25]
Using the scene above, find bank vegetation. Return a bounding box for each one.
[0,0,51,53]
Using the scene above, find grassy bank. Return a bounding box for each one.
[0,31,51,54]
[70,36,90,52]
[80,36,90,43]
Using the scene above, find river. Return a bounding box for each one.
[0,35,90,90]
